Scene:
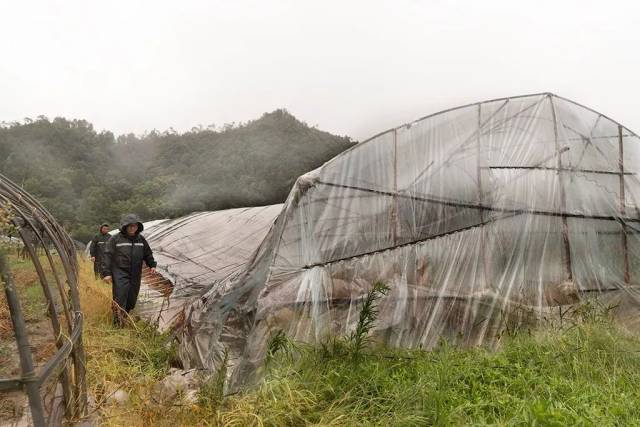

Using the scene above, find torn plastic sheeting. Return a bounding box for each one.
[135,205,283,330]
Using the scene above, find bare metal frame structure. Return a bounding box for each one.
[0,173,86,426]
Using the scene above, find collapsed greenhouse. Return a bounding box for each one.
[136,93,640,388]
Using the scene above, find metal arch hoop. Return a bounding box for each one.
[0,173,87,426]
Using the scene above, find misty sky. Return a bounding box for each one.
[1,0,639,141]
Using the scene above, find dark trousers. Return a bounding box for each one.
[93,258,101,279]
[111,268,141,325]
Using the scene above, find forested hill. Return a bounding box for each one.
[0,110,355,241]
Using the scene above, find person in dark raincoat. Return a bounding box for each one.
[89,223,110,278]
[102,214,157,326]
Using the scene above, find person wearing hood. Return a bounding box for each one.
[102,213,157,326]
[90,223,111,278]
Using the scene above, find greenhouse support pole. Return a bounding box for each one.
[391,129,398,246]
[550,96,573,281]
[618,124,631,284]
[477,104,490,286]
[477,104,485,223]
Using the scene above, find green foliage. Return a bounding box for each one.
[266,329,296,366]
[83,316,179,418]
[0,203,17,236]
[265,281,391,367]
[137,324,180,375]
[249,320,640,426]
[0,111,354,241]
[86,317,179,386]
[197,347,230,409]
[349,280,390,361]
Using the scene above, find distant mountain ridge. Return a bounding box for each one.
[0,110,355,241]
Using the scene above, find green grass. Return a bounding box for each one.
[85,320,178,384]
[4,252,47,322]
[238,322,640,426]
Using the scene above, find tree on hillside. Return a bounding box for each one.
[0,111,355,241]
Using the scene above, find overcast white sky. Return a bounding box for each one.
[1,0,639,140]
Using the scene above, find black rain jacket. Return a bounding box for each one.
[102,214,157,311]
[90,227,110,272]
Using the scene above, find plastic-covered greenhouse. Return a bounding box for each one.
[137,93,640,387]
